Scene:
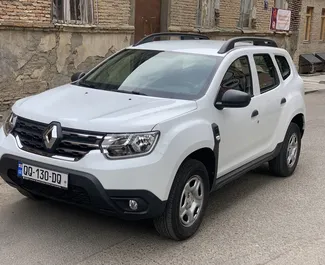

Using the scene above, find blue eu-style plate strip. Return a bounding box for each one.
[17,162,23,177]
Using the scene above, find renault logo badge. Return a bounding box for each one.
[43,122,62,151]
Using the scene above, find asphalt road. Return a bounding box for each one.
[1,91,325,265]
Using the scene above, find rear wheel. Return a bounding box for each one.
[154,159,209,241]
[269,123,301,177]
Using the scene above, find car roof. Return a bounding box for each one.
[127,39,287,57]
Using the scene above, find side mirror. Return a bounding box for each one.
[71,72,86,82]
[215,89,251,110]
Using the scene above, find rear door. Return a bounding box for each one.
[250,53,286,154]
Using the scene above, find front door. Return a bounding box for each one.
[214,55,260,177]
[134,0,161,43]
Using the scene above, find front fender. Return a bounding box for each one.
[154,117,215,200]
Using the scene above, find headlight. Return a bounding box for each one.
[3,112,17,136]
[100,131,160,159]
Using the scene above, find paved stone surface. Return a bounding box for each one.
[302,74,325,94]
[1,91,325,265]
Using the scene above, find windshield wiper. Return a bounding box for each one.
[78,81,96,88]
[117,90,148,96]
[76,83,147,96]
[130,91,147,96]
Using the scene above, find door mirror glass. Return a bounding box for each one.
[215,89,251,110]
[71,72,86,82]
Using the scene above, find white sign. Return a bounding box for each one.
[272,8,291,31]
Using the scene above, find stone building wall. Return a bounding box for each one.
[218,0,242,29]
[0,0,132,27]
[0,0,51,26]
[169,0,280,32]
[0,29,132,112]
[0,0,306,112]
[97,0,132,26]
[254,0,276,32]
[0,0,134,112]
[168,0,294,57]
[169,0,197,31]
[288,0,303,32]
[294,0,325,64]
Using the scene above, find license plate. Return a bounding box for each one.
[17,162,68,189]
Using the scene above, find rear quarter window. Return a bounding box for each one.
[275,55,291,80]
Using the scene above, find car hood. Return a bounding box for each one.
[12,84,197,132]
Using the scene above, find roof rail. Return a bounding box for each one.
[133,32,209,46]
[218,37,278,54]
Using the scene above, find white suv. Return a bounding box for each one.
[0,33,306,240]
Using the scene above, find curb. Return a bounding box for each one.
[305,87,325,94]
[305,89,319,95]
[303,80,325,85]
[300,73,324,77]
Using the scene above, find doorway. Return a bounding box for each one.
[134,0,161,43]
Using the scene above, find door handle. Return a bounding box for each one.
[251,109,259,118]
[280,98,286,105]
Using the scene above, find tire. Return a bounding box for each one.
[17,188,45,200]
[269,122,301,177]
[154,159,210,241]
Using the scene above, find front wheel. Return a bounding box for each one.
[154,159,210,241]
[269,123,302,177]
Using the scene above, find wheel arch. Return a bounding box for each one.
[186,148,216,191]
[162,144,216,202]
[165,122,220,196]
[277,109,305,145]
[290,113,305,138]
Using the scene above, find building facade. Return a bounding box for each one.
[294,0,325,65]
[0,0,302,112]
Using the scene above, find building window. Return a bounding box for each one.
[238,0,252,28]
[320,9,325,41]
[304,6,313,41]
[196,0,216,28]
[275,0,287,9]
[53,0,94,24]
[196,0,203,27]
[215,0,220,26]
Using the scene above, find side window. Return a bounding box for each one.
[218,56,252,100]
[275,55,291,80]
[253,54,279,93]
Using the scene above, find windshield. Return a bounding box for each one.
[77,49,222,100]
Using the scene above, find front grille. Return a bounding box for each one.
[12,117,105,161]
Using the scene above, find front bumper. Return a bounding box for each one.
[0,154,166,220]
[0,128,170,220]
